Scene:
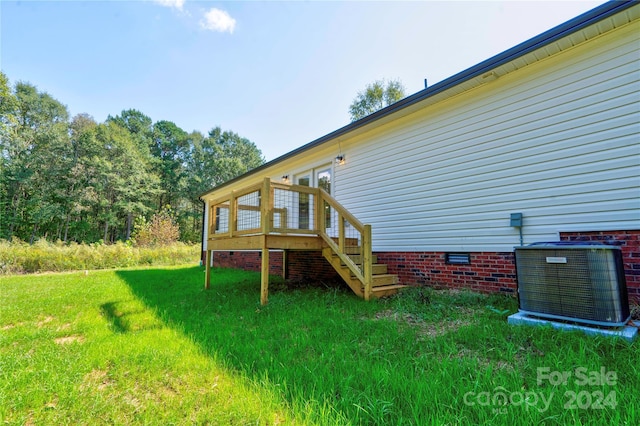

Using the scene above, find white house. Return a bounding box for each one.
[200,1,640,304]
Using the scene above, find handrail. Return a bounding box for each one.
[207,177,374,299]
[315,188,372,298]
[317,188,366,232]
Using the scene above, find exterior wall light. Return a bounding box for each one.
[282,175,289,183]
[335,155,345,165]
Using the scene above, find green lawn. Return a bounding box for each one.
[1,265,638,425]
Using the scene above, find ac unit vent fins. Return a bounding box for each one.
[514,242,630,327]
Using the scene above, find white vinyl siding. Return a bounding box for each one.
[335,21,640,252]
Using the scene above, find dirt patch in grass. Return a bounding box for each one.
[54,335,85,345]
[44,397,58,410]
[57,323,72,331]
[158,384,179,399]
[440,347,516,374]
[372,309,477,338]
[82,369,113,391]
[124,394,143,412]
[37,316,55,328]
[515,337,545,358]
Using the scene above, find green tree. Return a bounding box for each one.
[0,81,70,241]
[183,127,264,241]
[63,114,101,242]
[151,120,189,211]
[107,109,153,156]
[202,126,265,187]
[0,72,18,239]
[0,72,17,132]
[0,75,265,245]
[348,79,406,122]
[93,121,161,242]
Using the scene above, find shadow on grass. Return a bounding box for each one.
[100,299,163,334]
[100,302,129,333]
[114,266,640,425]
[116,266,409,424]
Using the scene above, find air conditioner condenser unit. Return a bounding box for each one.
[514,242,630,327]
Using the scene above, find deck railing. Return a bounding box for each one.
[208,177,374,299]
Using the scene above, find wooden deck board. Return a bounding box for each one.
[208,234,325,251]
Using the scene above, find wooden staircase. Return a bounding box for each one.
[322,247,406,299]
[204,177,408,304]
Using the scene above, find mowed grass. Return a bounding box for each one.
[1,266,638,425]
[0,267,293,425]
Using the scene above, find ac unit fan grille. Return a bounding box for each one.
[515,244,630,327]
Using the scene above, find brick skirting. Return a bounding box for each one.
[559,230,639,302]
[376,251,518,294]
[202,229,639,302]
[207,250,342,284]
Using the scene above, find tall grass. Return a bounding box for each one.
[0,239,199,274]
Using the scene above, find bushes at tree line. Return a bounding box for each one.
[132,207,180,247]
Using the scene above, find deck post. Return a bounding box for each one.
[282,249,290,280]
[204,249,211,290]
[229,192,236,238]
[261,177,272,234]
[315,188,322,234]
[261,243,269,305]
[363,225,373,301]
[338,213,345,253]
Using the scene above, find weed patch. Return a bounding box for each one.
[0,239,199,275]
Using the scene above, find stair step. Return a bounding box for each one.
[339,254,378,265]
[348,268,393,281]
[371,274,399,286]
[369,284,409,298]
[332,254,387,275]
[321,246,400,299]
[345,264,387,275]
[343,246,362,255]
[344,274,397,287]
[372,284,407,291]
[372,264,388,275]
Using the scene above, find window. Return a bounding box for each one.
[297,175,310,229]
[316,168,331,229]
[294,165,333,230]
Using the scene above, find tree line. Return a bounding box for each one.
[0,72,264,244]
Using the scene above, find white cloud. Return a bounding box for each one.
[153,0,185,11]
[200,8,236,33]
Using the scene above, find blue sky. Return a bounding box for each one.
[1,0,604,161]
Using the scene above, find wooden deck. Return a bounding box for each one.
[204,178,406,304]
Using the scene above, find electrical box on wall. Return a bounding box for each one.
[510,213,523,227]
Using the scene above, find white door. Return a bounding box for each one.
[296,173,312,230]
[294,165,333,232]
